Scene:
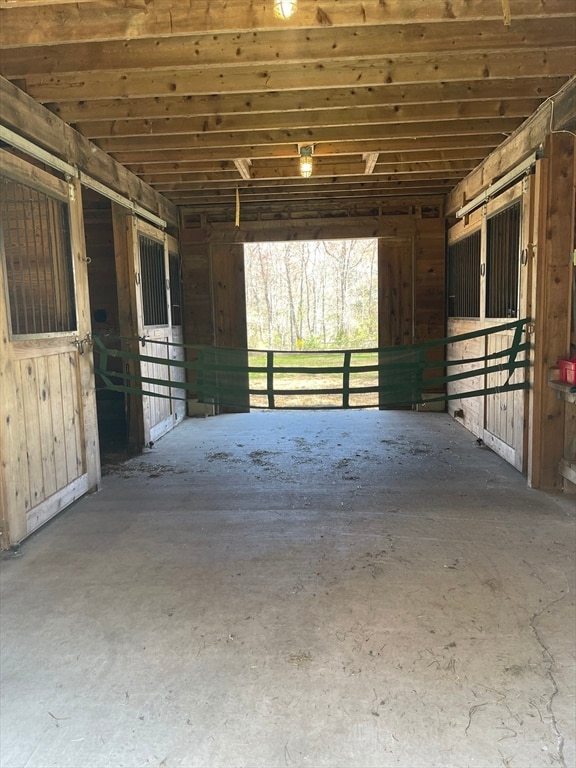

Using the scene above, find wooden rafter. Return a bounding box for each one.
[0,0,573,213]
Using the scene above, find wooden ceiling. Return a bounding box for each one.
[0,0,574,218]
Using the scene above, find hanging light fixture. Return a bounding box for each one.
[299,145,313,178]
[273,0,297,20]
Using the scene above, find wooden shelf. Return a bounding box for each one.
[559,458,576,486]
[548,379,576,404]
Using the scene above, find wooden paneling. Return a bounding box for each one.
[483,329,524,467]
[529,134,576,490]
[170,326,187,424]
[211,242,249,413]
[446,320,485,435]
[414,217,445,345]
[0,342,88,540]
[141,335,173,444]
[379,238,413,348]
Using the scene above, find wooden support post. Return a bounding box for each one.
[112,204,145,453]
[68,178,102,492]
[528,133,575,489]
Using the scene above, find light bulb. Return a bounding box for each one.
[300,155,313,178]
[273,0,297,20]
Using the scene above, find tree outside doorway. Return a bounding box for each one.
[244,239,379,408]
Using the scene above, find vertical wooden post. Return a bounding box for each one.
[0,232,23,546]
[69,178,101,491]
[528,133,575,489]
[112,204,145,452]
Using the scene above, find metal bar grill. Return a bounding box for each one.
[447,230,481,318]
[486,201,521,318]
[168,251,182,327]
[139,235,167,326]
[0,176,76,335]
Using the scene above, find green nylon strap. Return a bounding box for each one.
[93,317,528,355]
[92,317,531,410]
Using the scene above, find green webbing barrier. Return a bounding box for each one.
[92,317,531,410]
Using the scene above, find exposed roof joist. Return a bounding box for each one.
[0,0,573,215]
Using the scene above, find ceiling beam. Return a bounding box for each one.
[93,117,524,153]
[2,1,574,47]
[151,172,468,193]
[109,136,508,165]
[138,161,478,185]
[21,49,575,102]
[3,19,575,77]
[126,153,486,175]
[165,183,455,204]
[74,99,542,140]
[45,78,568,123]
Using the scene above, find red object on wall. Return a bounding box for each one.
[558,358,576,384]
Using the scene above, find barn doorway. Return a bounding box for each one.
[83,189,128,457]
[244,239,378,408]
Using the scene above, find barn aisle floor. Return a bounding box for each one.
[1,410,575,768]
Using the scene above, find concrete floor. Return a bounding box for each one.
[1,410,575,768]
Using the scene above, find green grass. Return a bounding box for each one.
[247,349,380,408]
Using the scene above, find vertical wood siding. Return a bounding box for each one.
[13,348,84,516]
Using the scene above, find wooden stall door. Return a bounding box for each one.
[482,189,531,472]
[483,323,527,469]
[0,160,100,542]
[135,224,185,444]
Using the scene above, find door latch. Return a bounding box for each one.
[72,333,93,355]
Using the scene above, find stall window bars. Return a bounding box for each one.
[486,201,521,319]
[447,230,481,319]
[139,235,168,326]
[1,176,76,335]
[169,251,182,327]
